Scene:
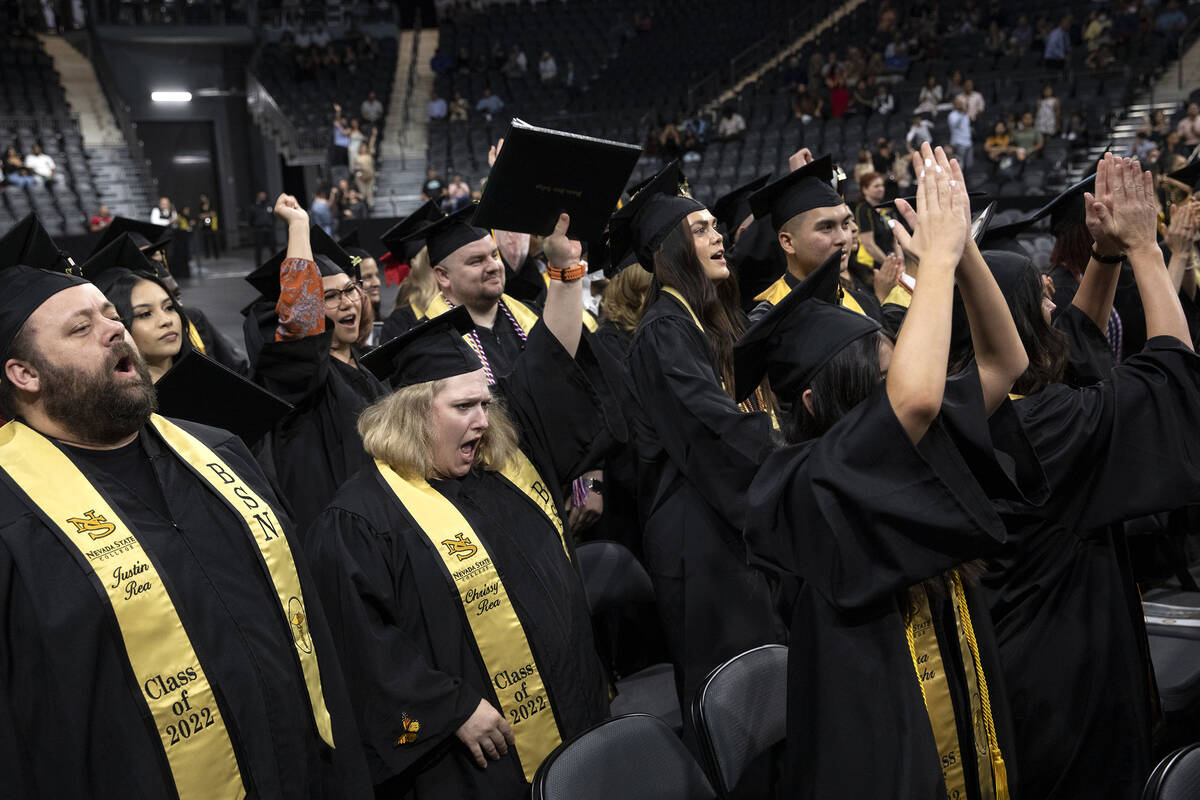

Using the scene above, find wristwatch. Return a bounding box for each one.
[582,477,605,495]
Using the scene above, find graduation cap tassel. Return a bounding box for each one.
[950,570,1010,800]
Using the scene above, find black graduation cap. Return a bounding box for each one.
[80,233,160,295]
[733,250,880,403]
[155,349,293,444]
[0,265,89,366]
[382,203,491,267]
[360,305,483,389]
[244,225,359,300]
[380,200,444,262]
[0,213,78,274]
[608,162,706,269]
[1167,157,1200,192]
[980,248,1034,298]
[748,155,844,231]
[338,229,375,262]
[91,217,171,256]
[713,173,771,236]
[627,160,688,199]
[730,215,788,306]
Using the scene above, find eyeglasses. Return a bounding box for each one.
[323,281,363,308]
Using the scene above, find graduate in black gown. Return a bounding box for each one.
[742,145,1040,800]
[380,200,443,342]
[306,212,623,799]
[617,163,785,725]
[0,257,371,797]
[243,194,388,530]
[953,154,1200,799]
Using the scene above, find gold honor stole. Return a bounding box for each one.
[753,274,867,316]
[0,416,335,800]
[374,452,568,782]
[424,293,594,337]
[905,572,1010,800]
[884,282,913,309]
[663,286,779,426]
[185,319,207,355]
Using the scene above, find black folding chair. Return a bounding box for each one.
[692,644,788,797]
[532,713,716,800]
[1143,742,1200,799]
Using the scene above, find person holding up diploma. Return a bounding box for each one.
[306,213,624,799]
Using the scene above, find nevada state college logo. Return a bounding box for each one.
[441,532,478,561]
[67,510,117,540]
[288,596,313,654]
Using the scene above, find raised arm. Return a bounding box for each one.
[1099,158,1192,347]
[540,212,584,358]
[273,193,321,343]
[886,144,968,442]
[1165,201,1199,300]
[1072,154,1125,331]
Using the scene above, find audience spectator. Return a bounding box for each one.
[906,115,934,151]
[1128,130,1158,161]
[360,91,383,126]
[871,83,896,115]
[23,144,55,184]
[1085,43,1117,69]
[475,86,504,118]
[346,118,365,169]
[353,138,376,207]
[1063,111,1090,145]
[449,91,469,122]
[331,105,351,167]
[150,196,176,227]
[716,105,747,139]
[310,187,333,235]
[914,74,943,114]
[985,121,1015,164]
[945,69,965,101]
[428,91,447,120]
[1144,109,1171,145]
[445,172,471,211]
[421,168,444,205]
[792,83,823,122]
[89,204,113,231]
[1011,14,1034,53]
[1011,111,1045,159]
[1044,15,1071,69]
[1177,103,1200,147]
[538,50,558,83]
[961,78,985,120]
[659,122,683,159]
[1036,85,1061,137]
[1083,9,1113,51]
[781,54,807,88]
[853,148,876,182]
[2,147,34,188]
[197,193,220,261]
[828,68,850,118]
[984,21,1007,54]
[1156,0,1187,35]
[947,95,974,166]
[343,188,367,220]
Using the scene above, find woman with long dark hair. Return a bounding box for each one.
[957,155,1200,798]
[613,164,783,728]
[743,144,1037,799]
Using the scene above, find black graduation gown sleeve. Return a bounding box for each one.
[881,299,908,336]
[1055,303,1115,387]
[306,505,483,785]
[189,306,250,376]
[496,321,628,487]
[627,311,774,533]
[744,366,1021,612]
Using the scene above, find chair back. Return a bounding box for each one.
[532,713,716,800]
[1145,742,1200,800]
[575,540,655,614]
[692,644,789,796]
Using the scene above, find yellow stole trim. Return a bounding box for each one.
[374,452,567,782]
[753,274,868,317]
[582,309,598,333]
[150,416,335,748]
[884,283,913,309]
[662,287,778,428]
[904,572,1009,800]
[185,320,207,355]
[0,420,243,799]
[423,293,545,339]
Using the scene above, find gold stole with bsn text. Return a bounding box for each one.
[374,450,568,783]
[0,416,335,800]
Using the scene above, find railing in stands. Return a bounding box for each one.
[394,8,422,171]
[245,45,326,166]
[0,115,81,133]
[77,30,158,199]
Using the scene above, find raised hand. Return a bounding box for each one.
[273,193,308,227]
[788,147,815,172]
[487,138,505,169]
[1084,153,1124,258]
[1104,157,1160,254]
[1165,200,1200,257]
[874,244,904,302]
[543,212,582,269]
[910,143,968,267]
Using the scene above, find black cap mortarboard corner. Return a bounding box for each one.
[0,213,78,274]
[627,160,688,200]
[380,200,449,262]
[748,155,844,231]
[608,162,706,270]
[713,173,771,236]
[1168,157,1200,192]
[81,233,161,295]
[338,229,376,262]
[733,250,880,403]
[155,349,293,444]
[91,217,171,257]
[360,305,483,389]
[383,203,491,267]
[244,225,359,300]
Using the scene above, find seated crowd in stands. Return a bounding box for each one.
[1,143,56,188]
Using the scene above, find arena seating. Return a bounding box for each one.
[0,35,99,237]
